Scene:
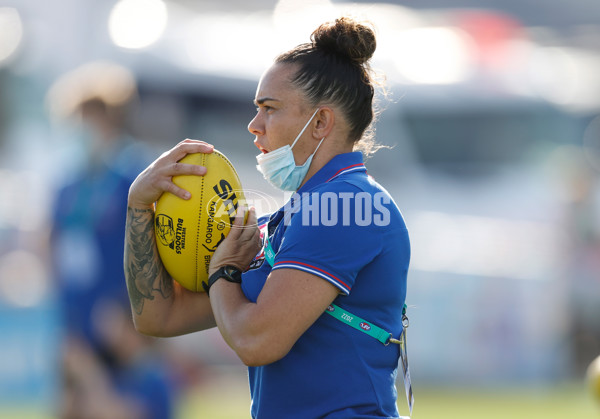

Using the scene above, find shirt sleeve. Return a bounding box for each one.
[272,182,385,295]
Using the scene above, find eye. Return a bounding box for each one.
[256,105,274,114]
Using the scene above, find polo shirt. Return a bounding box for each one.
[241,152,410,419]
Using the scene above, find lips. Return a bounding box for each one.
[256,143,269,154]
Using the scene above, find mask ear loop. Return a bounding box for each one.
[312,136,326,156]
[311,106,326,156]
[290,107,321,150]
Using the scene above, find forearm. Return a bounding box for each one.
[123,140,218,336]
[209,280,289,366]
[208,266,340,367]
[124,205,217,336]
[124,206,175,333]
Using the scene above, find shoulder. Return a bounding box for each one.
[310,173,403,217]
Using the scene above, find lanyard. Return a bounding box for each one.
[324,303,398,345]
[264,236,414,415]
[264,237,403,346]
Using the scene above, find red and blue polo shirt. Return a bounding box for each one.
[241,152,410,419]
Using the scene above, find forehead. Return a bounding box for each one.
[255,63,304,105]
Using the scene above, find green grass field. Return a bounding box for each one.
[3,381,598,419]
[177,377,600,419]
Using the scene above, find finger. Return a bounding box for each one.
[228,205,247,237]
[254,227,262,249]
[239,212,260,243]
[239,207,258,239]
[236,205,248,226]
[173,140,214,161]
[179,138,213,147]
[247,223,261,247]
[245,206,258,227]
[169,162,207,176]
[160,179,193,200]
[152,159,208,201]
[153,140,213,171]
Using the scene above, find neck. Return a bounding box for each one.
[297,140,354,190]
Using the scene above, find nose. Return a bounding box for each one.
[248,112,264,137]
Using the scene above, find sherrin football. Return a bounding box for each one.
[154,150,245,292]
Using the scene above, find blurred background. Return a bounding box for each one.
[1,0,600,418]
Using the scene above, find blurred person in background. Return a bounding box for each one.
[125,17,411,419]
[47,61,174,419]
[557,144,600,377]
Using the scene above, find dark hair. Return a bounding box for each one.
[275,17,383,156]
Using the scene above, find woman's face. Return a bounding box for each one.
[248,63,317,164]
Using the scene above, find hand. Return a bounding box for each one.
[128,139,214,209]
[209,206,261,275]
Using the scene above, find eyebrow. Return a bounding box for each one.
[254,97,280,106]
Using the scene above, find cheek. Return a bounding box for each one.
[263,118,282,149]
[268,117,297,149]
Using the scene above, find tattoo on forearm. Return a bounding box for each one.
[124,207,174,315]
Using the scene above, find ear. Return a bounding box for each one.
[312,107,335,140]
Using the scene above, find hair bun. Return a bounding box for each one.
[311,17,376,65]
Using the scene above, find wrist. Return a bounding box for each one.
[127,200,155,211]
[204,265,242,295]
[208,262,243,278]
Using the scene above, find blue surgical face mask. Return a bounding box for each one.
[256,108,325,191]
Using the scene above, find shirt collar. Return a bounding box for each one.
[268,152,367,226]
[297,151,366,194]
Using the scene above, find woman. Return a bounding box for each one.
[125,17,411,418]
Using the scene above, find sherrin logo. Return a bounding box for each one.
[359,322,371,331]
[208,179,240,228]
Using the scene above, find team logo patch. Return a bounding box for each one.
[359,322,371,331]
[246,223,269,271]
[326,305,335,312]
[247,250,265,270]
[155,214,175,249]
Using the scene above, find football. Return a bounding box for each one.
[154,150,245,292]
